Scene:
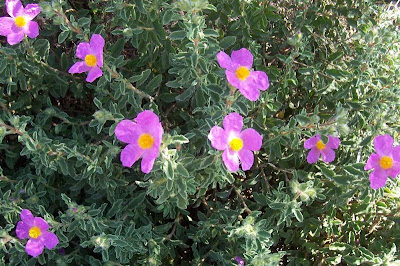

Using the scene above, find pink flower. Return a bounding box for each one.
[364,135,400,189]
[68,34,104,83]
[0,0,40,45]
[304,134,340,164]
[115,110,163,173]
[217,48,269,101]
[208,112,262,172]
[15,209,59,257]
[234,256,245,266]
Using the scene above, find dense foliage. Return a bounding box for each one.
[1,0,400,265]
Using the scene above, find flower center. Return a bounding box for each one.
[15,16,26,28]
[315,140,326,151]
[29,226,41,239]
[235,66,250,81]
[84,54,97,67]
[138,133,154,149]
[379,156,393,170]
[229,138,243,152]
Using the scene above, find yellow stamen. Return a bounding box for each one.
[235,66,250,81]
[315,140,326,151]
[229,138,243,152]
[15,16,26,28]
[29,226,41,239]
[138,133,154,149]
[84,54,97,67]
[379,156,393,170]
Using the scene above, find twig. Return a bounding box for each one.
[232,184,252,215]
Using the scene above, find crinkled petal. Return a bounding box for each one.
[134,110,163,143]
[231,48,253,69]
[236,77,261,101]
[216,51,234,71]
[141,146,159,173]
[90,34,104,67]
[326,135,340,149]
[6,0,23,17]
[374,134,393,156]
[68,61,90,74]
[33,217,49,231]
[251,71,269,91]
[223,112,243,133]
[307,148,320,164]
[387,162,400,179]
[25,238,44,257]
[75,42,91,60]
[369,168,388,189]
[238,149,254,171]
[7,30,24,45]
[41,231,59,250]
[304,135,320,149]
[364,153,380,170]
[225,70,241,89]
[24,21,39,38]
[222,149,240,172]
[20,209,34,226]
[16,221,30,239]
[86,66,102,83]
[115,120,140,144]
[240,128,262,151]
[21,4,40,20]
[321,148,336,163]
[0,17,14,36]
[391,146,400,162]
[120,144,143,168]
[208,126,228,150]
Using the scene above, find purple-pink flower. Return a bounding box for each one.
[68,34,104,83]
[234,256,245,265]
[208,112,262,172]
[217,48,269,101]
[115,110,163,173]
[15,209,59,257]
[304,134,340,164]
[0,0,40,45]
[364,134,400,189]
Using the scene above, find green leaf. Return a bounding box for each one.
[111,38,125,57]
[320,165,335,178]
[296,114,310,126]
[170,30,186,40]
[146,74,162,93]
[171,135,189,144]
[219,36,236,49]
[162,9,174,24]
[163,160,174,180]
[176,164,189,177]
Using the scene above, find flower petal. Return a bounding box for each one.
[225,70,241,89]
[0,17,14,36]
[240,128,262,151]
[321,148,336,163]
[16,221,30,239]
[238,149,254,171]
[387,162,400,179]
[222,149,240,172]
[374,134,393,156]
[90,34,104,67]
[208,126,228,150]
[6,30,24,45]
[33,217,49,231]
[68,61,90,74]
[369,168,388,189]
[236,77,261,101]
[6,0,23,17]
[21,4,40,20]
[24,21,39,38]
[25,238,44,257]
[86,66,102,82]
[307,148,320,164]
[304,135,320,149]
[391,146,400,162]
[216,51,234,71]
[251,71,269,91]
[75,42,90,60]
[231,48,253,69]
[327,135,340,149]
[41,231,59,250]
[141,146,159,173]
[120,143,143,168]
[20,209,34,226]
[223,112,243,133]
[134,110,163,144]
[115,120,140,144]
[364,153,380,170]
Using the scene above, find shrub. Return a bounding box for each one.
[1,0,400,265]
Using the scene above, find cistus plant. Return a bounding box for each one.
[1,0,400,265]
